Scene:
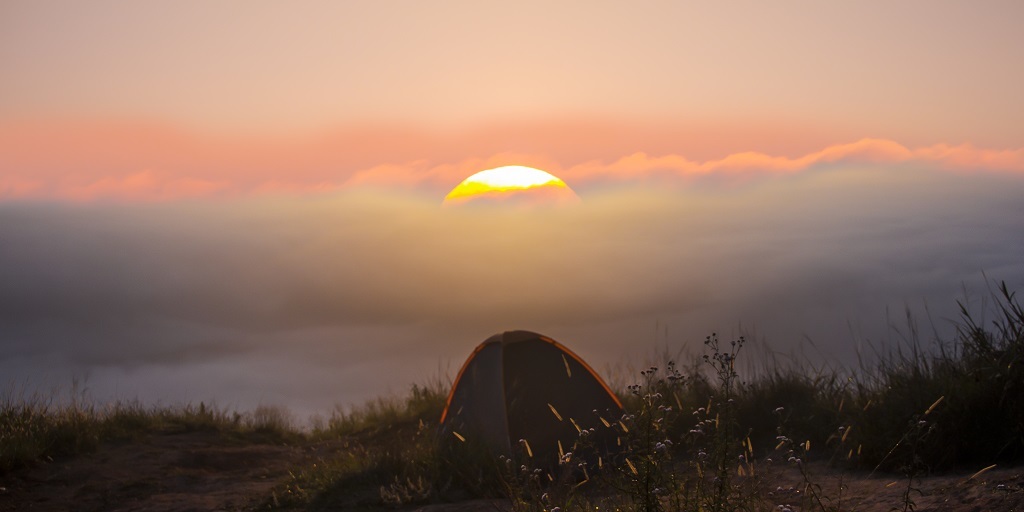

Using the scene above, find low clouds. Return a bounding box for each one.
[2,164,1023,415]
[2,120,1023,202]
[559,139,1024,185]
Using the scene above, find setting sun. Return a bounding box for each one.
[442,165,581,207]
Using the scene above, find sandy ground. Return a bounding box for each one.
[2,430,1022,511]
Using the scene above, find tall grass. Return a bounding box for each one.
[485,282,1024,511]
[311,375,448,438]
[848,281,1024,469]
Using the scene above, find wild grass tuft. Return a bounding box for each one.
[312,376,448,438]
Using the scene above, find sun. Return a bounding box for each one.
[443,165,581,207]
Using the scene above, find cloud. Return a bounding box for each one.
[337,139,1024,194]
[2,162,1023,415]
[557,139,1024,185]
[57,170,230,201]
[2,118,1022,202]
[3,120,1024,414]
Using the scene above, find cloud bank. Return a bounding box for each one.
[2,161,1023,416]
[2,119,1023,202]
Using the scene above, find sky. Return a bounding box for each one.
[2,2,1024,419]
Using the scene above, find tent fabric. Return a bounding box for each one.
[440,330,624,465]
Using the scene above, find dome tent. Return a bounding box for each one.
[440,330,624,467]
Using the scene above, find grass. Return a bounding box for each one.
[3,281,1023,511]
[309,375,448,438]
[0,383,299,474]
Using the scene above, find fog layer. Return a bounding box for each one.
[2,165,1022,417]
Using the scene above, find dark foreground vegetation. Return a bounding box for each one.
[2,283,1023,511]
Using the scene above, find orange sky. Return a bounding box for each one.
[3,2,1024,203]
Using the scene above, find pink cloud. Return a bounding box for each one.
[550,139,1024,186]
[53,170,229,202]
[341,154,562,191]
[0,177,44,197]
[1,120,1021,203]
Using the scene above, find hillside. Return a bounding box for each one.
[3,284,1024,511]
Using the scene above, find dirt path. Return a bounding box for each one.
[754,462,1024,512]
[406,464,1024,512]
[2,432,1023,511]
